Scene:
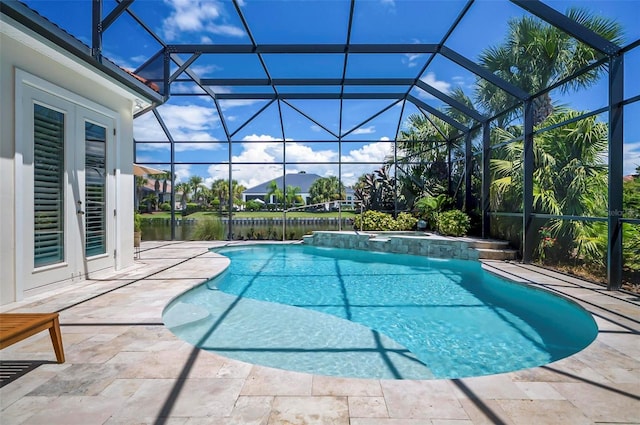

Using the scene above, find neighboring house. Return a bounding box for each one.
[242,172,355,208]
[0,2,162,305]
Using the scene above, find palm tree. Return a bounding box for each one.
[175,182,190,210]
[188,175,204,205]
[284,185,302,209]
[490,109,609,261]
[135,176,148,211]
[476,8,623,125]
[211,178,228,213]
[265,180,283,208]
[309,176,345,204]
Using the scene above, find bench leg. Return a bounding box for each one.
[48,317,65,363]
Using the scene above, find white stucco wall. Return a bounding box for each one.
[0,16,148,305]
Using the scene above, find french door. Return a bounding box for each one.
[18,84,115,291]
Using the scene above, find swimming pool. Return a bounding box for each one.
[163,244,598,379]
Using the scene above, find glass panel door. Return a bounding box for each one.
[84,121,107,257]
[33,104,65,267]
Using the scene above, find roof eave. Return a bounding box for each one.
[1,0,164,105]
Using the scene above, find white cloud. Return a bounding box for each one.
[135,104,223,143]
[418,72,452,99]
[342,141,393,164]
[197,133,393,187]
[352,126,376,135]
[134,112,169,141]
[310,124,322,132]
[162,0,244,41]
[175,164,192,183]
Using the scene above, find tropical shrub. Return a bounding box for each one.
[160,202,171,211]
[191,217,224,240]
[436,209,471,236]
[354,210,396,231]
[134,211,142,232]
[245,200,263,212]
[353,210,418,231]
[182,202,201,216]
[414,194,453,229]
[395,212,418,231]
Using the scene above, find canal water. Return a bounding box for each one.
[141,217,354,241]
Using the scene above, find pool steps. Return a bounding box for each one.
[303,231,518,261]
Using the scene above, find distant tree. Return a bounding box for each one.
[309,176,345,204]
[354,165,395,212]
[175,182,190,210]
[285,185,302,209]
[476,9,623,126]
[265,181,283,207]
[135,176,148,210]
[188,175,204,204]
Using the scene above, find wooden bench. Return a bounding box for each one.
[0,313,65,363]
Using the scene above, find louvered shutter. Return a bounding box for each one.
[33,104,65,267]
[85,122,106,257]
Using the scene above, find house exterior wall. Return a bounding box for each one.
[0,18,138,305]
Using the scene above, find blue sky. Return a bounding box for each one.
[24,0,640,188]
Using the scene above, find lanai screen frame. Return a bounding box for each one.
[40,0,634,290]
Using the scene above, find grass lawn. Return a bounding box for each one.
[140,210,357,219]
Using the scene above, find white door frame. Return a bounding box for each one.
[15,69,120,298]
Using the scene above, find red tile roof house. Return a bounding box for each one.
[0,2,163,305]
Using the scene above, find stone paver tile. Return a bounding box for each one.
[105,417,189,424]
[348,396,388,418]
[267,396,349,425]
[312,376,383,396]
[216,359,254,379]
[350,419,435,425]
[551,382,640,423]
[496,399,592,425]
[431,420,474,425]
[27,363,124,397]
[168,377,245,417]
[0,396,55,425]
[593,367,640,384]
[99,378,145,398]
[459,398,515,425]
[114,377,244,419]
[181,396,275,425]
[223,395,275,425]
[512,381,565,400]
[118,350,195,379]
[241,366,313,396]
[0,366,58,408]
[452,375,529,399]
[572,340,640,370]
[380,380,468,420]
[22,395,128,425]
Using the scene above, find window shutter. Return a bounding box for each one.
[85,122,107,257]
[33,104,65,267]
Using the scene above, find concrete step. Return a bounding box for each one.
[466,239,512,250]
[475,248,519,260]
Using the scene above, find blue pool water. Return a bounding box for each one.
[163,244,598,379]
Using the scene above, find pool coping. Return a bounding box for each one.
[1,240,638,424]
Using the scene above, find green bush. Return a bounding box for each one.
[353,210,396,231]
[182,202,201,216]
[436,209,471,236]
[160,202,171,211]
[245,200,263,212]
[134,211,142,232]
[395,212,418,231]
[414,194,452,229]
[191,217,224,240]
[353,210,417,231]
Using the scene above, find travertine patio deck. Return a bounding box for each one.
[1,241,638,425]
